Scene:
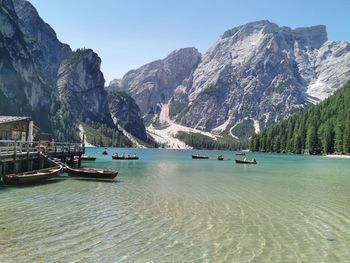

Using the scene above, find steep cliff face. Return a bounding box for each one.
[13,0,72,86]
[0,0,146,146]
[118,21,350,140]
[57,49,113,126]
[107,91,147,141]
[111,47,201,116]
[0,0,51,130]
[177,21,350,133]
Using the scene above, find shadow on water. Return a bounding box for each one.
[73,178,119,183]
[2,178,63,188]
[0,183,8,190]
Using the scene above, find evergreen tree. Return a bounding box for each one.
[334,124,343,153]
[306,124,319,154]
[250,81,350,155]
[343,121,350,154]
[322,121,334,154]
[293,134,302,154]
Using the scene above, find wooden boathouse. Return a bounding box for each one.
[0,116,85,178]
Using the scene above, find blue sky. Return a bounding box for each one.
[30,0,350,83]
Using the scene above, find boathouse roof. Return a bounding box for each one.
[0,116,32,125]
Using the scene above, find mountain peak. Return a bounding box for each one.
[221,21,327,48]
[222,20,278,38]
[292,25,327,48]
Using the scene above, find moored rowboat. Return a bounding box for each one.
[192,155,209,159]
[235,159,257,164]
[2,166,62,185]
[112,154,139,160]
[66,166,117,179]
[80,156,96,161]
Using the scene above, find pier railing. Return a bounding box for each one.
[0,140,85,160]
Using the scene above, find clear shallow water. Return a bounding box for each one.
[0,148,349,262]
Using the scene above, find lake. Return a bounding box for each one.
[0,148,349,262]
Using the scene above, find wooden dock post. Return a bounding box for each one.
[1,140,85,175]
[3,163,8,176]
[14,161,20,173]
[39,157,44,169]
[28,160,33,171]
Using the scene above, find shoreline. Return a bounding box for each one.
[325,154,350,159]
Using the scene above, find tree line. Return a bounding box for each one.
[176,131,248,150]
[250,81,350,155]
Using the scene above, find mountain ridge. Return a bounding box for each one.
[110,20,350,147]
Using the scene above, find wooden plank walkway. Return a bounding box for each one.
[0,140,85,163]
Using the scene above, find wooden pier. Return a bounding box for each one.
[0,140,85,177]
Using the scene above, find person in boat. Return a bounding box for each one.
[253,158,256,163]
[244,157,247,161]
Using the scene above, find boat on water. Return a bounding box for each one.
[2,166,62,185]
[80,155,96,161]
[102,148,108,155]
[217,155,224,160]
[236,152,246,156]
[235,158,257,164]
[112,153,139,160]
[66,166,118,179]
[192,154,209,159]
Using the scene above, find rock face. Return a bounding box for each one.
[0,0,149,146]
[13,0,72,86]
[107,91,147,141]
[179,21,350,132]
[111,47,201,115]
[116,20,350,136]
[0,0,51,130]
[57,49,114,126]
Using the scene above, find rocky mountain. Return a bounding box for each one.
[178,21,350,133]
[57,49,114,126]
[112,21,350,140]
[107,91,147,141]
[13,0,72,86]
[0,0,51,130]
[110,47,201,116]
[0,0,147,146]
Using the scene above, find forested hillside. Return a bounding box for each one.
[250,81,350,155]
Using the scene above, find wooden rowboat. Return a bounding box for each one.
[112,154,139,160]
[217,155,224,160]
[192,155,209,159]
[235,159,257,164]
[80,155,96,161]
[2,166,62,185]
[66,166,118,179]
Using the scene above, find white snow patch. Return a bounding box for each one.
[212,118,231,133]
[147,102,220,149]
[147,125,191,149]
[229,124,239,140]
[307,80,328,101]
[253,119,260,134]
[78,124,95,147]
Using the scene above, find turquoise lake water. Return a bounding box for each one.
[0,148,349,262]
